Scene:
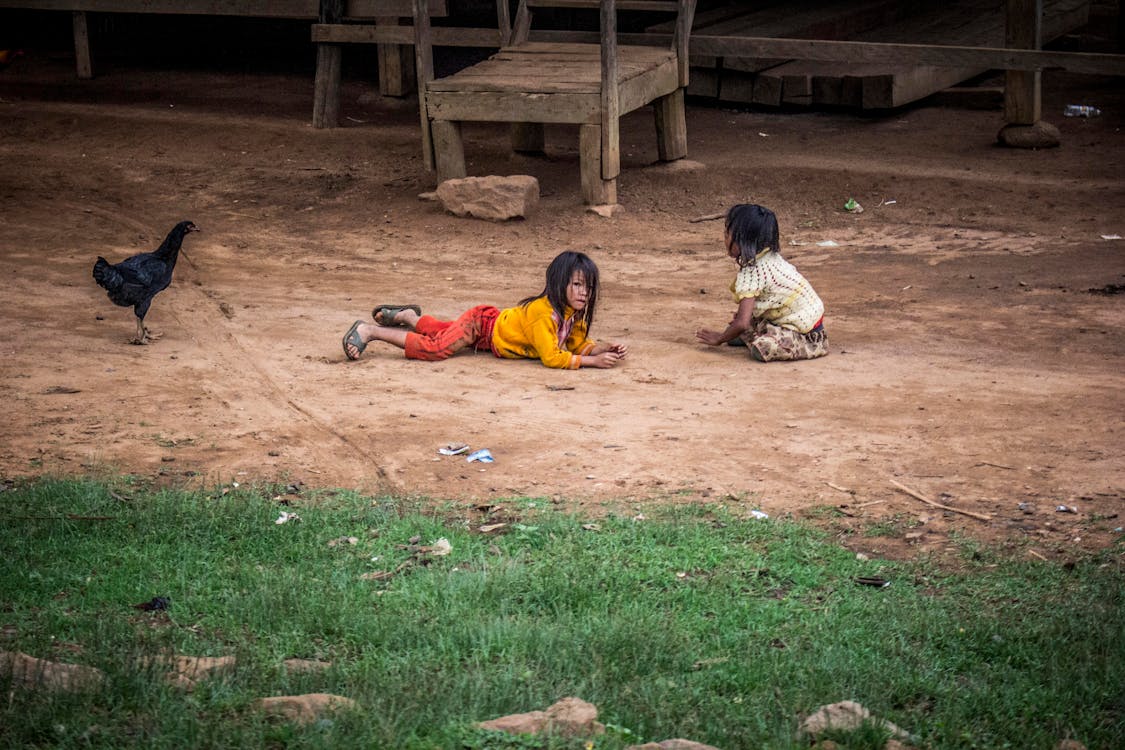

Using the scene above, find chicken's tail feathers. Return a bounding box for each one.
[92,256,122,292]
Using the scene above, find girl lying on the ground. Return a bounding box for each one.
[342,250,628,369]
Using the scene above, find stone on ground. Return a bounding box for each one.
[436,175,539,221]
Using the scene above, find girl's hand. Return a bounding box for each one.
[587,350,625,368]
[590,342,629,358]
[695,328,725,346]
[606,342,629,356]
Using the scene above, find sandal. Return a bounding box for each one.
[342,320,367,360]
[371,304,421,327]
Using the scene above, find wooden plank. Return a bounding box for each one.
[686,65,718,97]
[428,58,678,121]
[617,54,679,113]
[313,24,499,47]
[685,34,1122,76]
[529,0,675,10]
[427,90,600,123]
[715,70,754,103]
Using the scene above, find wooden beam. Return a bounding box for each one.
[527,0,676,10]
[681,35,1125,76]
[313,23,500,47]
[0,1,448,17]
[495,30,1125,76]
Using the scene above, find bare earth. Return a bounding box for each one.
[1,54,1122,560]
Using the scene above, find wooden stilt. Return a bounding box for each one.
[1004,0,1042,125]
[312,0,344,128]
[580,123,616,205]
[72,11,92,79]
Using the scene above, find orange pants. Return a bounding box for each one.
[403,305,500,361]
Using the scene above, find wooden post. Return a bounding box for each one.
[376,17,415,97]
[1004,0,1042,125]
[654,89,687,161]
[511,0,531,46]
[580,123,615,205]
[496,0,512,44]
[431,120,466,183]
[312,0,344,128]
[600,0,620,183]
[673,0,696,87]
[72,11,92,79]
[412,0,437,171]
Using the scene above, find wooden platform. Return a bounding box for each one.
[426,42,679,124]
[653,0,1092,110]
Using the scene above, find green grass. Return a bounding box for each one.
[0,476,1122,749]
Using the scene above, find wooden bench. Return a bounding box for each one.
[410,0,696,205]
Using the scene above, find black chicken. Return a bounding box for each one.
[92,220,199,344]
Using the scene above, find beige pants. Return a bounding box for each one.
[739,320,829,362]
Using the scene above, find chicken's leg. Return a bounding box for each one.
[129,316,147,345]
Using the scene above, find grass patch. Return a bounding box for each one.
[1,477,1122,749]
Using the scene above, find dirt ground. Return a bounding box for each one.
[0,46,1122,562]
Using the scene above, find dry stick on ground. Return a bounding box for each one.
[689,211,726,223]
[825,482,854,494]
[890,479,992,522]
[975,461,1016,470]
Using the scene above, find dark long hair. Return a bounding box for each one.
[520,250,600,329]
[726,204,781,266]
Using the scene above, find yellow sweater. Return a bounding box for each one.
[491,296,595,369]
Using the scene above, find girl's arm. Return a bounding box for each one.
[580,341,629,368]
[696,297,756,346]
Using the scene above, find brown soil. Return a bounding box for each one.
[1,51,1122,562]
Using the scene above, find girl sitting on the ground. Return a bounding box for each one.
[695,203,828,362]
[342,250,628,369]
